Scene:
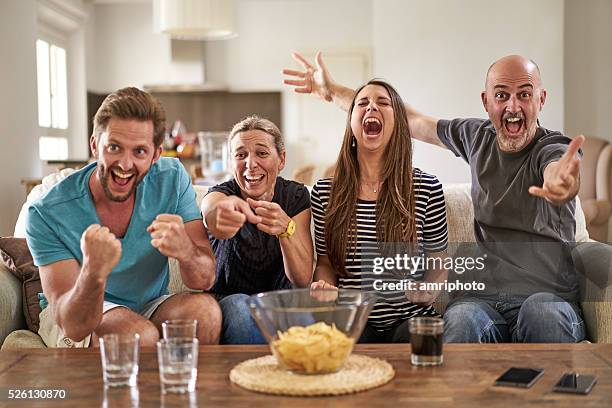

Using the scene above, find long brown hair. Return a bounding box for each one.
[325,79,417,277]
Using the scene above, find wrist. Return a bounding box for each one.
[277,218,296,238]
[80,263,106,289]
[177,241,198,264]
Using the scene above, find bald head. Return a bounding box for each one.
[485,55,542,88]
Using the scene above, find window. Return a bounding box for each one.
[36,38,68,159]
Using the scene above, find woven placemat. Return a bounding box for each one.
[229,354,395,396]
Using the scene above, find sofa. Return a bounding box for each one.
[1,183,611,349]
[578,134,612,242]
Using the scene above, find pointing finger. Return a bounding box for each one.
[562,134,584,163]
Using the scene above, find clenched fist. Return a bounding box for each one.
[80,224,122,280]
[147,214,194,262]
[209,196,262,239]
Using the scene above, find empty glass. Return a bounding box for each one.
[157,338,199,394]
[99,334,140,387]
[162,319,198,340]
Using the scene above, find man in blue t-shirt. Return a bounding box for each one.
[26,87,220,347]
[284,52,586,343]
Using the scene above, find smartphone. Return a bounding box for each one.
[494,367,545,388]
[553,372,597,394]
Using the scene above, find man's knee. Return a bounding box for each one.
[519,292,575,322]
[96,309,160,347]
[177,293,222,344]
[517,293,584,343]
[444,302,497,343]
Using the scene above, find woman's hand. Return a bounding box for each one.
[246,198,292,236]
[405,285,436,306]
[282,51,335,102]
[211,196,262,238]
[310,279,339,302]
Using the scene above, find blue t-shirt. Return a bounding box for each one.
[26,157,202,312]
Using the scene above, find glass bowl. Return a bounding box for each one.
[247,288,376,374]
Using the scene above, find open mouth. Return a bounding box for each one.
[244,174,265,186]
[504,116,524,136]
[363,117,383,137]
[110,168,136,187]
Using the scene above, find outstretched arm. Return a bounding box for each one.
[283,51,445,148]
[528,135,584,205]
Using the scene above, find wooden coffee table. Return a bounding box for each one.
[1,344,611,407]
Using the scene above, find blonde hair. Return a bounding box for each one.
[228,115,284,154]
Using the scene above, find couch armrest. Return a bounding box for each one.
[573,241,612,342]
[580,198,612,225]
[0,265,26,348]
[0,330,46,349]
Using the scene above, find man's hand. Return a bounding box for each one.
[283,51,335,102]
[529,135,584,205]
[246,198,291,236]
[80,224,121,280]
[209,196,262,238]
[148,214,198,262]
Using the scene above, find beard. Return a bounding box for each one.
[495,115,538,153]
[496,131,532,152]
[98,163,145,202]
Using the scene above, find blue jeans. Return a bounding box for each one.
[443,292,585,343]
[219,294,266,344]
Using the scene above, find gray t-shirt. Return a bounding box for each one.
[437,118,578,300]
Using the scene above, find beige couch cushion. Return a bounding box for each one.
[442,183,590,243]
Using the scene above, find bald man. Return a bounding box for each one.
[284,53,585,343]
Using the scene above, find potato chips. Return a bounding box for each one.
[272,322,354,374]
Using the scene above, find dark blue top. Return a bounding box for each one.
[208,177,310,296]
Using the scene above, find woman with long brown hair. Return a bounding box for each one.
[310,79,448,343]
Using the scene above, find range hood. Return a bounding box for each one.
[153,0,236,41]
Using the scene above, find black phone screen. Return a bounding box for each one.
[495,367,544,388]
[554,372,597,394]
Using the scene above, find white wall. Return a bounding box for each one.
[88,2,205,92]
[0,0,41,236]
[372,0,565,183]
[564,0,612,141]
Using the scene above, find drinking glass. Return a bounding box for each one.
[157,338,199,394]
[99,334,140,387]
[409,317,444,366]
[162,319,198,340]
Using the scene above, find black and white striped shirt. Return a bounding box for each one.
[311,168,448,329]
